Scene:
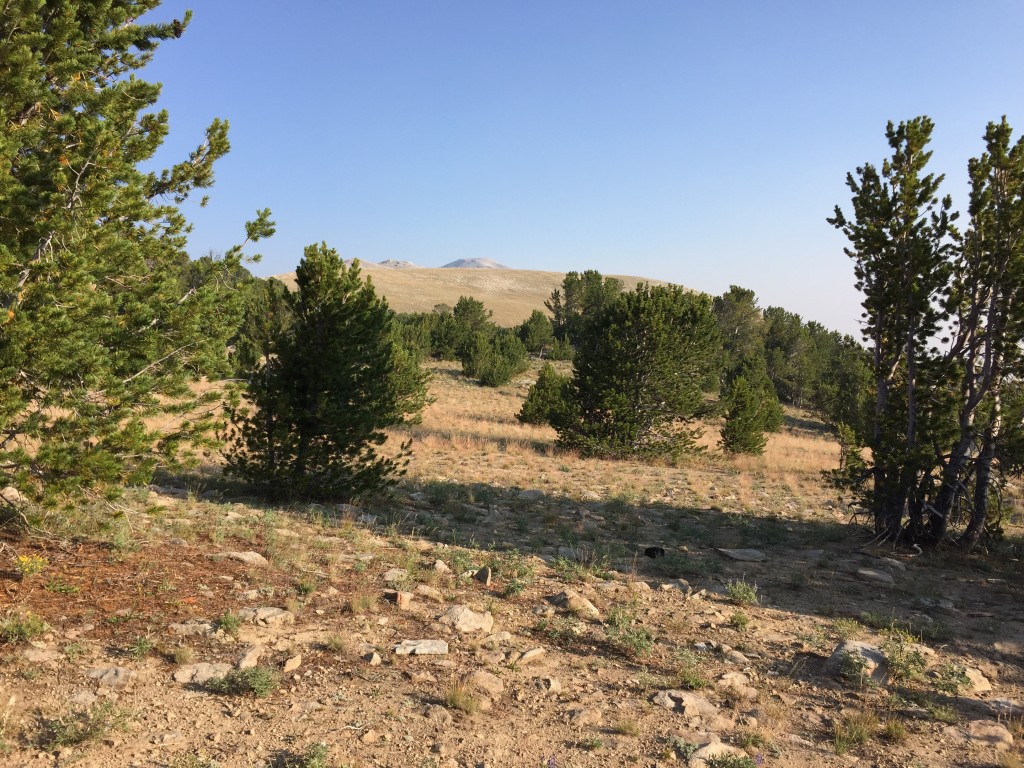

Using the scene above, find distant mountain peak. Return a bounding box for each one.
[378,259,419,269]
[441,258,509,269]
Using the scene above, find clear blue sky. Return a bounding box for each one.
[142,1,1024,337]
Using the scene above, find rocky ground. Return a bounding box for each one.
[2,481,1023,768]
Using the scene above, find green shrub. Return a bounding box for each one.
[1,612,47,644]
[517,363,571,425]
[725,578,758,606]
[206,667,279,697]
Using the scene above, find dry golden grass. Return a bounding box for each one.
[394,360,843,513]
[274,265,670,327]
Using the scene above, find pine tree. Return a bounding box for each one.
[829,117,958,541]
[557,285,718,460]
[720,376,768,455]
[517,363,571,425]
[0,3,272,502]
[224,247,428,501]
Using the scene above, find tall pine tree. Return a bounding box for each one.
[225,246,428,501]
[0,2,272,502]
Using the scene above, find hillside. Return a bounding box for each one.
[2,361,1023,768]
[271,264,671,326]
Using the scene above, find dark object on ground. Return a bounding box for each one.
[644,547,666,559]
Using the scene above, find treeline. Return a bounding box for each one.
[389,271,871,458]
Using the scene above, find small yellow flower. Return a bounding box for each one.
[14,555,48,578]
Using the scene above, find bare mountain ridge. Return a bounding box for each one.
[271,264,674,327]
[441,257,508,269]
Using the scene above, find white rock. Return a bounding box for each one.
[716,548,767,562]
[215,551,269,566]
[393,639,449,656]
[856,568,895,586]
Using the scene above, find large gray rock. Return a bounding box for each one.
[856,568,895,586]
[215,551,269,566]
[173,662,232,684]
[688,742,750,767]
[438,605,494,633]
[827,640,887,685]
[548,590,600,620]
[86,666,132,689]
[965,720,1014,750]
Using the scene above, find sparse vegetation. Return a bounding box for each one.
[725,578,759,606]
[1,612,47,644]
[206,667,280,697]
[832,709,878,754]
[40,702,129,751]
[443,677,479,715]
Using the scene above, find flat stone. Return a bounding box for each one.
[438,605,494,633]
[651,690,719,721]
[237,607,295,627]
[517,647,546,666]
[393,639,449,656]
[236,646,263,670]
[383,568,408,584]
[717,548,767,562]
[716,671,757,701]
[689,742,750,768]
[856,568,895,586]
[415,584,444,602]
[283,654,302,673]
[86,666,132,689]
[548,590,600,620]
[215,551,269,567]
[365,652,382,666]
[965,719,1014,750]
[433,560,451,574]
[169,620,215,637]
[173,663,232,684]
[991,699,1023,717]
[518,490,544,501]
[470,670,505,696]
[23,648,62,664]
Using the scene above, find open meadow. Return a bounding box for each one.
[2,360,1024,768]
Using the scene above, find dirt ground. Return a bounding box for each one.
[1,364,1023,768]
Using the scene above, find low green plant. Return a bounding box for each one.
[705,755,758,768]
[40,702,129,750]
[280,742,332,768]
[172,645,195,665]
[833,709,877,755]
[729,611,750,632]
[605,604,653,658]
[927,702,958,724]
[127,636,154,660]
[881,718,908,744]
[831,617,862,640]
[674,648,709,689]
[443,677,478,714]
[14,555,47,579]
[612,718,640,736]
[44,579,79,594]
[837,650,872,688]
[216,612,242,638]
[206,667,279,697]
[1,612,47,644]
[725,578,758,606]
[932,661,971,696]
[296,578,317,596]
[579,736,604,751]
[171,752,222,768]
[882,630,927,684]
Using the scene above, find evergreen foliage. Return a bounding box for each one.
[224,247,428,501]
[830,116,1024,548]
[517,363,571,425]
[517,309,555,355]
[545,270,623,347]
[556,285,718,459]
[0,2,272,501]
[459,328,529,387]
[720,376,770,455]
